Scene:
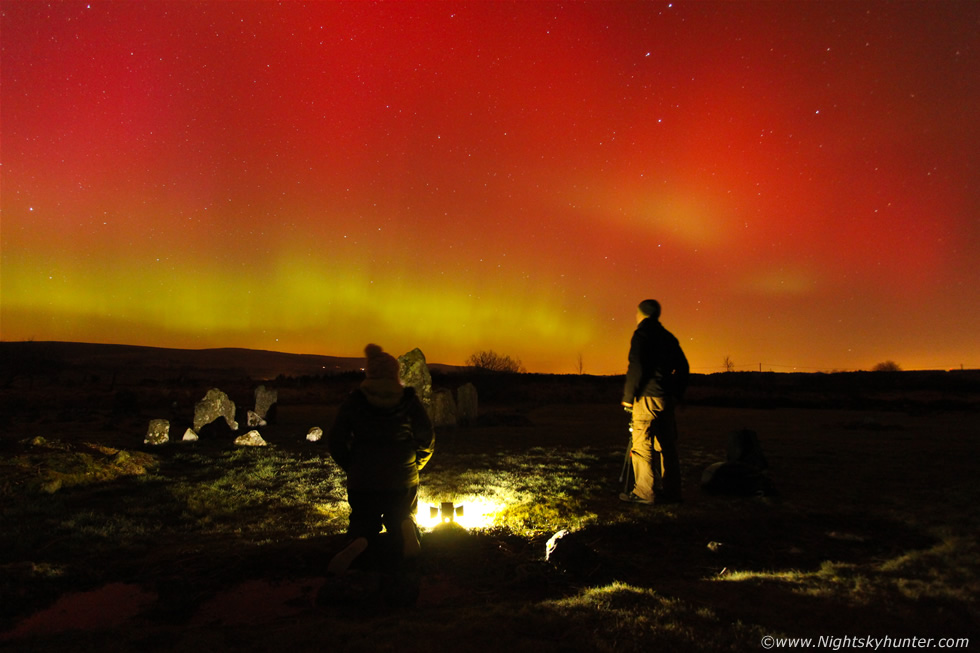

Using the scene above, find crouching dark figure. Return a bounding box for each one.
[700,429,776,497]
[327,344,435,575]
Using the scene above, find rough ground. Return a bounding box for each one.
[1,369,978,651]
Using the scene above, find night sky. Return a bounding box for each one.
[2,1,978,374]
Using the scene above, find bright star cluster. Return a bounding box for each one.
[2,1,978,372]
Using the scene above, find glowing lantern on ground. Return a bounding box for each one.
[430,502,464,523]
[416,495,505,531]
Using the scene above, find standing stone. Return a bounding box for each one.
[234,430,268,447]
[193,388,238,432]
[306,426,323,442]
[457,383,478,425]
[182,428,199,442]
[432,388,457,428]
[247,410,267,427]
[398,348,432,415]
[145,419,170,446]
[254,385,278,419]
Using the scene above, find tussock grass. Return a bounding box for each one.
[716,534,979,607]
[1,437,157,495]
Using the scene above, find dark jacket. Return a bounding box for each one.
[327,380,435,490]
[622,318,690,404]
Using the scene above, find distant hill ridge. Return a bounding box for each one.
[0,341,461,381]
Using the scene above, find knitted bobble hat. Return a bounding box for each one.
[364,344,400,381]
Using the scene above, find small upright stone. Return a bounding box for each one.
[247,410,267,427]
[306,426,323,442]
[145,419,170,446]
[457,383,478,425]
[182,428,199,442]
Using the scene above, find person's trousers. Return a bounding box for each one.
[630,396,681,502]
[347,485,419,544]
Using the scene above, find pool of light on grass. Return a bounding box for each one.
[416,494,507,531]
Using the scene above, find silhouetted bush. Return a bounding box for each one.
[872,361,902,372]
[466,350,527,374]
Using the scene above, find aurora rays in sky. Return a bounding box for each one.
[2,1,978,374]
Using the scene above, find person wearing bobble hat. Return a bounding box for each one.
[327,344,435,575]
[621,299,689,506]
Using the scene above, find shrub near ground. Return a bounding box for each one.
[0,371,977,651]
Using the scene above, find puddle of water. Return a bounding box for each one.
[190,578,322,626]
[3,574,459,639]
[2,579,321,640]
[1,582,156,640]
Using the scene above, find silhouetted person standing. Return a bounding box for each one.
[621,299,689,505]
[327,344,435,574]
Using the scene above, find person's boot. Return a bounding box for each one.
[400,519,421,559]
[327,537,368,575]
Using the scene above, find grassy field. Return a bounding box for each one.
[0,367,977,651]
